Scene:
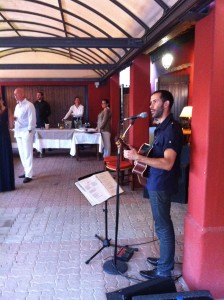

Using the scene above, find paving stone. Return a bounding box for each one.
[0,153,188,299]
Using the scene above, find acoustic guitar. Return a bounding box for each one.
[116,137,153,186]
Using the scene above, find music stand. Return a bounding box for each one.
[82,170,124,264]
[77,171,112,264]
[85,198,112,264]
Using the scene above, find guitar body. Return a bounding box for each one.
[116,138,152,186]
[132,143,152,186]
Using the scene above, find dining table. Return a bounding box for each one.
[10,128,104,160]
[71,128,104,160]
[33,128,104,160]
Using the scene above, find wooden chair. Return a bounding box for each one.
[104,156,135,190]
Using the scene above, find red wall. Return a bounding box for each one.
[129,54,150,148]
[0,80,110,130]
[183,1,224,298]
[87,81,110,126]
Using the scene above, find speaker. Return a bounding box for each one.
[132,290,213,300]
[106,277,176,300]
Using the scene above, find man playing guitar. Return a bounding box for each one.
[123,90,183,280]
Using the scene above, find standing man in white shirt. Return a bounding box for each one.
[62,96,84,128]
[14,87,36,183]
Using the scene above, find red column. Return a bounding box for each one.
[183,1,224,298]
[129,54,150,148]
[110,74,120,153]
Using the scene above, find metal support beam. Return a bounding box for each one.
[0,64,114,70]
[101,0,213,81]
[0,37,143,48]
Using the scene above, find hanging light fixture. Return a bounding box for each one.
[162,53,174,70]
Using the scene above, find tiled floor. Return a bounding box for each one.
[0,149,188,300]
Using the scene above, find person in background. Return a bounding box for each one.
[0,96,15,192]
[14,88,36,183]
[34,91,51,128]
[34,91,51,156]
[123,90,183,279]
[96,99,112,157]
[62,96,84,128]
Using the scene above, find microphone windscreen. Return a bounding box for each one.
[140,112,148,118]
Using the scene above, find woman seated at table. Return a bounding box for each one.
[62,96,84,128]
[96,99,112,157]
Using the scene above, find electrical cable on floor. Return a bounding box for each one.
[122,220,160,249]
[117,265,183,284]
[119,238,159,248]
[103,256,183,284]
[119,272,183,283]
[102,219,184,283]
[120,219,159,248]
[117,271,147,282]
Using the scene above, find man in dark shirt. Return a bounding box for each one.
[124,90,183,279]
[34,91,51,128]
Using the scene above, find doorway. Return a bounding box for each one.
[158,75,189,121]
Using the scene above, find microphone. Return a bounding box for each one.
[123,112,148,121]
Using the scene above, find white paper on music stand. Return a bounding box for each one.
[75,171,124,206]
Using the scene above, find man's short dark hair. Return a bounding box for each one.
[37,91,44,96]
[152,90,174,109]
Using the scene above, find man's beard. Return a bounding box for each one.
[153,105,164,119]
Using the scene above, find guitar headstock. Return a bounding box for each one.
[115,136,130,150]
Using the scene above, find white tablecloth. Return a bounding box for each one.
[33,129,75,153]
[11,128,104,157]
[70,130,104,156]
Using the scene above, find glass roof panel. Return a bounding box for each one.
[13,23,65,37]
[0,22,11,30]
[66,26,90,38]
[166,0,180,6]
[0,31,18,37]
[0,0,61,19]
[118,0,162,29]
[0,0,212,80]
[65,13,110,38]
[65,0,146,37]
[2,12,64,31]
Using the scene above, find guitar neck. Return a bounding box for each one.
[117,137,130,150]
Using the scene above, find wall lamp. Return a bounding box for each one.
[180,106,193,129]
[162,53,174,70]
[94,81,99,88]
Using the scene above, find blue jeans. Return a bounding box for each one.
[148,190,175,275]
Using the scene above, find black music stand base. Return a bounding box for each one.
[85,200,113,264]
[85,234,111,264]
[103,259,128,275]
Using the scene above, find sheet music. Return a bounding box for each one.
[75,171,123,206]
[95,171,123,197]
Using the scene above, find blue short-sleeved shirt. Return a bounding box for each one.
[146,114,183,194]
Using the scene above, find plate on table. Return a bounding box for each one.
[86,128,97,133]
[75,128,86,132]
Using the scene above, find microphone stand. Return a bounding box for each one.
[103,119,136,275]
[120,119,135,141]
